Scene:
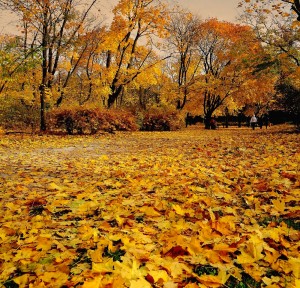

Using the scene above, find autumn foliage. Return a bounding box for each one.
[1,0,299,135]
[48,108,139,135]
[46,107,184,134]
[141,109,183,131]
[0,125,299,287]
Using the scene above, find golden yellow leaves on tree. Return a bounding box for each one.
[59,60,72,72]
[135,63,162,87]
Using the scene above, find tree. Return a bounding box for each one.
[0,34,39,95]
[241,2,300,67]
[240,0,300,126]
[0,0,99,131]
[105,0,169,108]
[165,10,202,110]
[194,19,261,129]
[276,78,300,127]
[55,25,107,107]
[0,35,23,94]
[294,0,300,18]
[0,33,43,130]
[239,0,300,20]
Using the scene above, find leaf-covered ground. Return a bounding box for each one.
[0,125,299,288]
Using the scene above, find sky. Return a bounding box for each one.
[171,0,241,22]
[0,0,241,34]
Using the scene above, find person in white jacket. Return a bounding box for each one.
[250,114,257,130]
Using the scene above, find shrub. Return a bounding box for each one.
[141,108,184,131]
[0,96,39,132]
[47,107,138,135]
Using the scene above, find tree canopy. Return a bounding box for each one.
[0,0,298,131]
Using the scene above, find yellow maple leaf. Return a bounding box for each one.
[272,199,285,213]
[81,277,102,288]
[243,263,265,282]
[163,282,178,288]
[208,208,216,221]
[14,274,29,286]
[169,262,191,278]
[130,278,152,288]
[262,276,280,286]
[117,255,150,281]
[204,250,222,264]
[246,234,264,261]
[0,264,16,282]
[213,221,233,236]
[197,274,226,287]
[110,276,127,288]
[5,202,16,211]
[261,227,281,242]
[89,248,104,263]
[149,270,170,282]
[213,243,236,253]
[263,249,280,265]
[36,237,53,251]
[92,259,115,273]
[187,237,203,255]
[172,204,185,215]
[184,284,200,288]
[0,228,8,241]
[14,248,36,261]
[288,257,300,279]
[39,271,68,286]
[139,206,161,217]
[48,182,65,191]
[236,249,256,264]
[77,225,94,240]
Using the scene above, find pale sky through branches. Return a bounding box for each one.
[0,0,241,34]
[171,0,241,21]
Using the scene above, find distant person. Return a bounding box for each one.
[250,114,257,130]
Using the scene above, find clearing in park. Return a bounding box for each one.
[0,125,299,288]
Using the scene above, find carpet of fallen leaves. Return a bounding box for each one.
[0,125,299,288]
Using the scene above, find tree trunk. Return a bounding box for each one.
[204,111,212,129]
[293,0,300,20]
[108,85,123,108]
[39,85,46,131]
[40,3,48,132]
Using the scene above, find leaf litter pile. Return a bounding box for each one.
[0,126,299,288]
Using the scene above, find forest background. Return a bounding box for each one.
[0,0,299,133]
